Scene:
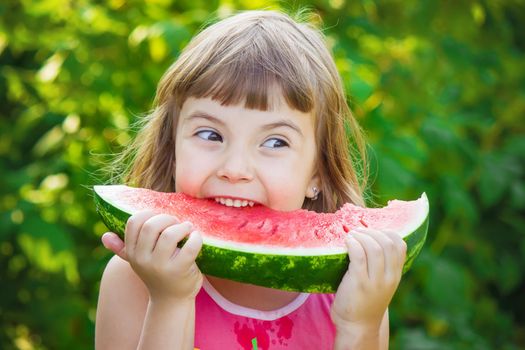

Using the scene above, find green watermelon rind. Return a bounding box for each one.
[94,188,428,293]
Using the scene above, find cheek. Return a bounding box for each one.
[262,161,310,211]
[174,148,211,196]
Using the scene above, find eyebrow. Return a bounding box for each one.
[185,111,226,127]
[185,111,304,137]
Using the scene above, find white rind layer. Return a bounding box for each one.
[397,192,428,238]
[202,235,348,256]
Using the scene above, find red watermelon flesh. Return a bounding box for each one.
[97,185,427,252]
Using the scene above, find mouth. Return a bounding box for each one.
[213,197,256,208]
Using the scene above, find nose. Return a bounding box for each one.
[216,148,254,183]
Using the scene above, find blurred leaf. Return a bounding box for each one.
[442,178,479,224]
[422,253,472,314]
[479,152,522,208]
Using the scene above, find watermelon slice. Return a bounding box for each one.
[93,185,428,293]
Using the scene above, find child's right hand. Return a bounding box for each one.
[101,210,203,302]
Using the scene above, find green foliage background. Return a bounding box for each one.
[1,0,524,349]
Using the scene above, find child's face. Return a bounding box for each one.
[174,94,319,212]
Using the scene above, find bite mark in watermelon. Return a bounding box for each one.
[93,185,429,293]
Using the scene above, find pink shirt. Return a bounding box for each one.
[195,277,336,349]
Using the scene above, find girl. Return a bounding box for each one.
[95,10,407,350]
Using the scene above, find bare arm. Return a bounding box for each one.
[96,213,203,350]
[95,256,148,349]
[95,256,197,350]
[138,296,196,349]
[332,227,406,350]
[333,310,389,350]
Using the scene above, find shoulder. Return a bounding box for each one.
[95,255,149,350]
[100,255,147,291]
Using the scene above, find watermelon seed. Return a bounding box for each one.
[257,219,268,229]
[238,220,249,230]
[359,214,368,227]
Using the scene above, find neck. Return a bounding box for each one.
[205,275,302,311]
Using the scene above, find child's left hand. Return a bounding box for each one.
[330,227,407,332]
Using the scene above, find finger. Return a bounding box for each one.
[351,230,385,281]
[101,232,128,261]
[153,221,193,261]
[136,214,181,256]
[345,235,368,280]
[174,231,203,268]
[382,229,408,269]
[125,210,157,256]
[357,228,401,283]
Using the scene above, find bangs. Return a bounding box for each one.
[179,21,316,113]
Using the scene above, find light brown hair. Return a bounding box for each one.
[111,10,369,212]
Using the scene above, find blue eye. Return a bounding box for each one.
[196,130,222,142]
[262,138,289,148]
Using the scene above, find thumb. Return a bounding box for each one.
[176,231,203,267]
[101,232,128,261]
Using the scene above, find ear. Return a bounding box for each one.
[306,174,321,199]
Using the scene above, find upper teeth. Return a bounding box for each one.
[215,198,254,207]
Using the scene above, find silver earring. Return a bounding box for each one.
[311,187,319,201]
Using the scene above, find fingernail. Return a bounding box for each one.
[190,230,202,241]
[101,232,113,248]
